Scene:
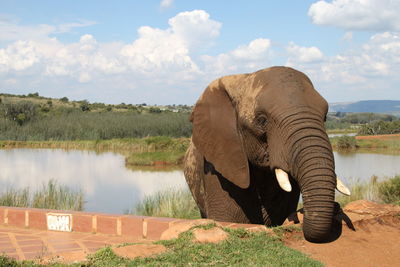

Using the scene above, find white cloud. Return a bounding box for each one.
[202,38,272,75]
[0,10,223,102]
[0,19,96,42]
[286,31,400,101]
[168,10,221,49]
[342,31,353,41]
[308,0,400,31]
[160,0,174,9]
[286,42,324,64]
[120,10,221,78]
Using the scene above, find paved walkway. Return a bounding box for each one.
[0,225,144,261]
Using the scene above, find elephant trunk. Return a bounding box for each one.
[287,120,336,243]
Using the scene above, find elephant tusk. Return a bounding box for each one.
[336,177,351,196]
[275,169,292,192]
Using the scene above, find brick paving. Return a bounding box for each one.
[0,206,261,262]
[0,225,145,261]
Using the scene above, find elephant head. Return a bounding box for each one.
[190,66,350,243]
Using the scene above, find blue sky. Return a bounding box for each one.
[1,0,399,104]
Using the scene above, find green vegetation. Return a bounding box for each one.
[335,135,357,151]
[131,188,201,219]
[0,180,84,211]
[0,136,190,152]
[125,151,186,166]
[0,93,192,141]
[356,138,400,152]
[358,120,400,135]
[330,135,400,153]
[336,175,400,206]
[378,176,400,205]
[325,111,399,133]
[0,226,321,266]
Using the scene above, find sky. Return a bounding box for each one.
[0,0,399,105]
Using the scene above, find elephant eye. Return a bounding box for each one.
[256,114,268,127]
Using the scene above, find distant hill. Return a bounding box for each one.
[329,100,400,115]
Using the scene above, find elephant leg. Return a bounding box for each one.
[202,161,265,224]
[183,141,207,217]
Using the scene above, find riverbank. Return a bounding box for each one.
[0,137,191,166]
[330,133,400,154]
[2,134,400,167]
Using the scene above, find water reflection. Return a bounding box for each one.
[334,151,400,184]
[328,133,357,138]
[1,149,399,214]
[0,149,187,214]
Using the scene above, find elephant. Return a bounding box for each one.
[183,66,351,243]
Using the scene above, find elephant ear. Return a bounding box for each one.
[191,80,250,189]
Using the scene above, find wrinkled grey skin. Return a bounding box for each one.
[184,66,339,243]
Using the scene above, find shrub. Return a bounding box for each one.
[378,175,400,204]
[336,135,357,150]
[79,100,91,112]
[358,121,400,135]
[60,97,69,102]
[1,101,37,125]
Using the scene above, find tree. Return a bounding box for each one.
[1,101,37,125]
[79,100,90,112]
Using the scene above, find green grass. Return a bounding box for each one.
[330,136,400,154]
[0,136,191,167]
[87,226,321,267]
[356,138,400,151]
[0,101,192,141]
[0,179,84,211]
[125,151,186,166]
[130,188,201,219]
[0,226,322,266]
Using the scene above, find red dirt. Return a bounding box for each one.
[284,200,400,267]
[356,133,400,140]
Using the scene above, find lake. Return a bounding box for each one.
[0,148,399,214]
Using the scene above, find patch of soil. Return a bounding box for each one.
[112,244,167,259]
[284,201,400,267]
[356,134,400,140]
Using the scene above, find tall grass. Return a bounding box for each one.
[336,175,400,206]
[0,111,192,141]
[0,188,30,207]
[0,179,84,211]
[131,188,201,219]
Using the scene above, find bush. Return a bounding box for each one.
[378,175,400,204]
[1,101,37,125]
[358,121,400,135]
[336,135,357,150]
[60,96,69,102]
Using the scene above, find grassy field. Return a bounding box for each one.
[0,136,191,166]
[330,134,400,154]
[0,225,322,266]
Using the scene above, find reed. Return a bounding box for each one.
[336,175,400,206]
[131,188,201,219]
[0,179,84,211]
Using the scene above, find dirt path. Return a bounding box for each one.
[356,133,400,140]
[285,200,400,267]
